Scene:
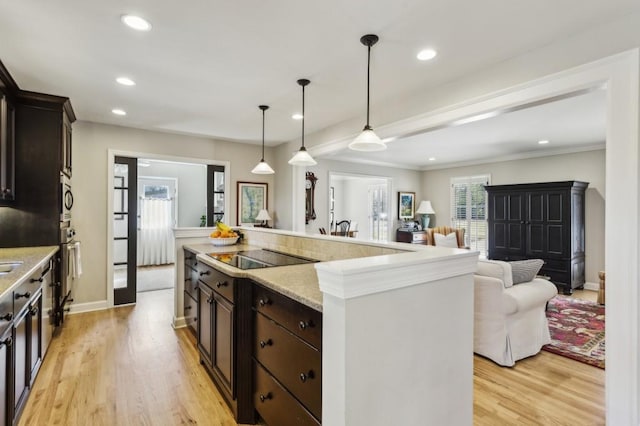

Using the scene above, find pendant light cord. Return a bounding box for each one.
[261,108,266,160]
[366,43,371,129]
[301,84,306,148]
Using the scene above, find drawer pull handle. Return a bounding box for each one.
[1,337,12,347]
[30,277,44,283]
[1,313,12,321]
[200,270,211,276]
[184,306,192,311]
[259,393,272,403]
[300,370,315,383]
[298,320,310,330]
[258,298,271,307]
[259,339,273,348]
[15,291,31,300]
[216,281,228,288]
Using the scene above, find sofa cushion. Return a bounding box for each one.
[476,259,513,288]
[510,259,544,284]
[434,232,458,248]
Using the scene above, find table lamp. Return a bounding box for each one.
[416,201,435,229]
[255,209,272,227]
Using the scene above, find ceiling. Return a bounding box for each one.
[0,1,634,166]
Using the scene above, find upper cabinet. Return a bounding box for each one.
[0,92,16,202]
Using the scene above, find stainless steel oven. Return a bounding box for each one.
[60,173,73,224]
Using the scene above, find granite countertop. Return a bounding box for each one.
[185,243,323,311]
[0,246,60,298]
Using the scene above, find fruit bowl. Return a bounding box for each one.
[209,236,239,246]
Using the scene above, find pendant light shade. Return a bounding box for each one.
[349,34,386,152]
[252,105,275,174]
[289,79,317,166]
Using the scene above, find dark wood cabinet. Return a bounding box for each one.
[486,181,588,294]
[252,283,322,425]
[195,261,253,424]
[27,291,42,386]
[184,250,198,335]
[0,325,11,426]
[12,307,27,422]
[0,93,15,202]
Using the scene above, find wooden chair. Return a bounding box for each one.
[319,227,327,235]
[335,220,351,236]
[425,226,466,248]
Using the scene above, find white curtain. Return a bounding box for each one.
[137,198,175,266]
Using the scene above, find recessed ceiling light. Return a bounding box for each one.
[428,157,436,161]
[292,113,303,120]
[112,109,127,116]
[417,49,437,61]
[538,140,550,145]
[116,77,136,86]
[121,15,152,31]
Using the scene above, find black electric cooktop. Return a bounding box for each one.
[207,249,317,270]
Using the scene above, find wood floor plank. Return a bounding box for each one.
[20,289,604,425]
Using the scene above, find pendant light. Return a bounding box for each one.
[288,79,317,166]
[349,34,386,152]
[251,105,275,174]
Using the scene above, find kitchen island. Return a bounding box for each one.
[174,227,479,426]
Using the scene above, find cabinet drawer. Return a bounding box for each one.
[253,285,322,349]
[0,291,12,335]
[184,267,199,299]
[197,262,234,303]
[254,361,320,426]
[13,270,44,315]
[183,291,197,335]
[184,249,198,269]
[255,312,321,419]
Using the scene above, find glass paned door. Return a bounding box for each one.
[207,165,225,225]
[113,156,138,305]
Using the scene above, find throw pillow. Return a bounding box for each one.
[434,232,458,248]
[510,259,545,284]
[476,260,514,288]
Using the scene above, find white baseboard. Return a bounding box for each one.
[173,316,188,329]
[66,300,109,315]
[583,281,599,292]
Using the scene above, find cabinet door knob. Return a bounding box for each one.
[200,270,210,276]
[216,281,228,288]
[299,370,315,382]
[259,393,272,403]
[207,296,213,304]
[259,339,273,348]
[15,291,31,299]
[30,307,39,316]
[0,313,12,321]
[298,320,310,330]
[258,298,271,307]
[0,337,12,347]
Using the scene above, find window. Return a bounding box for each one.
[450,175,490,256]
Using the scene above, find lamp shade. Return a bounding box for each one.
[251,160,275,174]
[288,147,317,166]
[416,200,435,215]
[348,127,386,151]
[255,209,272,221]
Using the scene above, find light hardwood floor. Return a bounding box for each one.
[20,289,604,425]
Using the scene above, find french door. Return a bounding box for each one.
[113,156,138,305]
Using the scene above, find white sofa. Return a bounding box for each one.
[473,259,558,367]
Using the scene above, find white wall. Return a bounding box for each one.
[139,161,206,227]
[72,121,275,305]
[422,149,605,284]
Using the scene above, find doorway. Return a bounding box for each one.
[328,172,391,241]
[137,176,177,293]
[113,156,137,305]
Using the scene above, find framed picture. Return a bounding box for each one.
[237,182,268,225]
[398,191,415,220]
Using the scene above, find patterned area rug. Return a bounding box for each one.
[542,296,605,369]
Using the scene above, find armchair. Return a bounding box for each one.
[425,226,466,248]
[473,259,557,366]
